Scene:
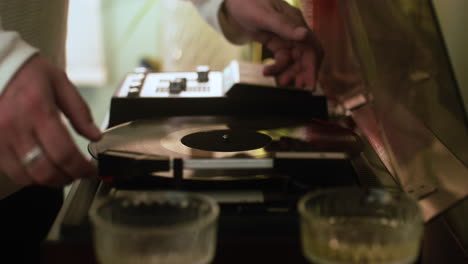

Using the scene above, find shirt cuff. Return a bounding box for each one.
[0,31,39,96]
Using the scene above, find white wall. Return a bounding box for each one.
[66,0,107,87]
[66,0,247,87]
[99,0,245,86]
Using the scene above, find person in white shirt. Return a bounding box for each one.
[0,0,320,261]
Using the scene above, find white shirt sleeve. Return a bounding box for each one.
[184,0,250,44]
[0,18,38,95]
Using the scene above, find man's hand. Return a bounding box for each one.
[0,55,101,187]
[222,0,322,90]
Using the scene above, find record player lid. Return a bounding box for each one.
[311,0,468,220]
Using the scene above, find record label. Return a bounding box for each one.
[181,129,272,152]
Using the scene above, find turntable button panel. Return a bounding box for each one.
[140,72,224,97]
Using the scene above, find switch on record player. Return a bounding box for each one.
[117,60,286,98]
[109,60,328,127]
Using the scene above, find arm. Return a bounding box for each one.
[187,0,309,43]
[0,20,101,199]
[186,0,322,90]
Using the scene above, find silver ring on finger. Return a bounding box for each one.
[21,145,43,167]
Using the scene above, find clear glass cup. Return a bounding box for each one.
[298,188,424,264]
[89,191,219,264]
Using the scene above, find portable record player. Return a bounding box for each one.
[49,60,370,257]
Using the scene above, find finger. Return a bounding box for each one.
[263,64,279,76]
[301,45,319,90]
[304,32,324,66]
[263,49,292,76]
[253,34,293,75]
[302,64,317,91]
[295,74,305,89]
[261,35,292,52]
[11,124,69,186]
[12,112,71,186]
[263,1,308,41]
[293,46,302,60]
[27,146,74,187]
[52,71,101,141]
[33,112,98,181]
[278,72,294,87]
[277,63,302,86]
[252,31,272,44]
[282,2,309,28]
[0,145,32,185]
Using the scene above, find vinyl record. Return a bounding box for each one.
[89,116,315,159]
[89,116,361,181]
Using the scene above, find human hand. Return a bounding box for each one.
[222,0,322,90]
[0,55,101,187]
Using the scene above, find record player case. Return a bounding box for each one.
[44,65,397,264]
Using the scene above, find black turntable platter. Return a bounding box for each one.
[89,116,319,159]
[89,116,361,187]
[90,116,361,158]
